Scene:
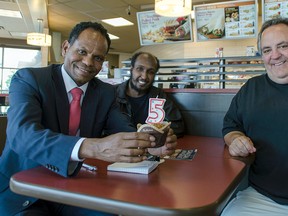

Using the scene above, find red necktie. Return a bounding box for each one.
[69,88,83,135]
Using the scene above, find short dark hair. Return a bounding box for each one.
[68,21,111,54]
[257,18,288,55]
[130,52,160,72]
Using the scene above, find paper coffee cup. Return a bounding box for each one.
[137,121,171,148]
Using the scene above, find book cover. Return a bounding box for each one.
[107,160,159,175]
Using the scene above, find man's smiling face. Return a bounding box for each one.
[129,53,157,96]
[261,23,288,84]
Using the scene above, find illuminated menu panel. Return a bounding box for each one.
[194,0,258,41]
[262,0,288,22]
[136,10,193,46]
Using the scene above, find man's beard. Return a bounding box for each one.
[129,79,145,95]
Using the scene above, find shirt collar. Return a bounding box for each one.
[61,65,88,94]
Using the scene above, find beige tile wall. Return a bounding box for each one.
[137,37,258,59]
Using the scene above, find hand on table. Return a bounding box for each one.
[229,135,256,157]
[79,132,156,163]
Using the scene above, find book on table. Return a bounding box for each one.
[107,160,159,174]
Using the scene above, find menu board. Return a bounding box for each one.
[262,0,288,22]
[137,11,193,46]
[194,0,258,41]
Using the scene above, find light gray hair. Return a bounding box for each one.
[257,18,288,55]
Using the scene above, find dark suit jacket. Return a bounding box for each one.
[0,64,135,215]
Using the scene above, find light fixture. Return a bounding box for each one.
[27,33,51,46]
[102,17,134,27]
[27,19,51,47]
[0,9,22,18]
[108,33,119,40]
[155,0,192,17]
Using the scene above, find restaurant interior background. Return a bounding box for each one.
[0,0,269,94]
[0,0,288,93]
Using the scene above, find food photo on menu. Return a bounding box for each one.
[137,11,192,45]
[195,0,257,41]
[197,8,225,39]
[264,1,288,21]
[225,6,241,37]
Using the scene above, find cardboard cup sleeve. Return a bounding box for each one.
[137,122,171,148]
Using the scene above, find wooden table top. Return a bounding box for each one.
[10,136,248,216]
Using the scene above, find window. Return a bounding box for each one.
[0,47,41,93]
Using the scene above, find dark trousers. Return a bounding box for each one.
[14,199,116,216]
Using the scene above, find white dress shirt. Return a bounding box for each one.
[61,65,88,161]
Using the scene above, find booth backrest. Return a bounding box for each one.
[0,97,5,106]
[167,91,236,137]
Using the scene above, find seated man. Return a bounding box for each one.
[115,52,185,137]
[221,18,288,216]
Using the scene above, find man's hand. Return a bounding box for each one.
[79,132,156,163]
[148,129,177,157]
[224,131,256,157]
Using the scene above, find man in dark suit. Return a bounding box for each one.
[0,21,177,216]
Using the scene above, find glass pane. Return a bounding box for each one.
[0,47,3,67]
[0,68,2,92]
[3,48,41,68]
[2,68,17,92]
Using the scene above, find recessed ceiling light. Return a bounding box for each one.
[108,33,119,40]
[102,17,133,27]
[0,9,22,18]
[10,32,27,38]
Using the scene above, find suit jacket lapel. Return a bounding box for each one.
[52,65,70,134]
[80,79,99,137]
